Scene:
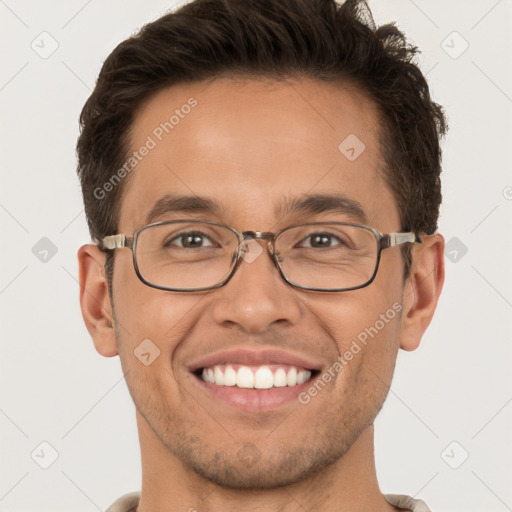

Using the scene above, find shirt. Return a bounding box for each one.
[105,492,432,511]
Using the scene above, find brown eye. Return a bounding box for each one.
[299,233,343,248]
[166,231,215,248]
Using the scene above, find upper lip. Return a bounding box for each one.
[188,348,324,373]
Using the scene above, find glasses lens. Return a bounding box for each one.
[133,221,379,292]
[135,221,238,290]
[276,224,379,290]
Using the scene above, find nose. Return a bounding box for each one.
[211,239,302,334]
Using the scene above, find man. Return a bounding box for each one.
[77,0,447,510]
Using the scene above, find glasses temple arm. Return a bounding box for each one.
[380,232,422,250]
[100,234,127,250]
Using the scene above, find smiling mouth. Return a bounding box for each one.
[194,364,320,389]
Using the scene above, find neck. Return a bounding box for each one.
[135,412,398,512]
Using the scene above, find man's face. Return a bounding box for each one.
[112,77,406,488]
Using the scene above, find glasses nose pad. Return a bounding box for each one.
[267,239,281,264]
[270,242,284,268]
[231,236,251,266]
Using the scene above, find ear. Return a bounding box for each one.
[77,244,118,357]
[399,233,445,351]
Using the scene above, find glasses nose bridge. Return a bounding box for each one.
[240,230,276,255]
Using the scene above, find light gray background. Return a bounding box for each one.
[1,1,511,511]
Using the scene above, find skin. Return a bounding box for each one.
[78,77,444,512]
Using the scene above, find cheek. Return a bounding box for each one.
[339,305,401,373]
[307,282,403,379]
[111,252,207,356]
[326,299,402,419]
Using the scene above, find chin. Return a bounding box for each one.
[173,439,349,491]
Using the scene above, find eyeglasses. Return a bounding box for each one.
[100,220,421,292]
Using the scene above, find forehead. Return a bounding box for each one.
[118,77,399,232]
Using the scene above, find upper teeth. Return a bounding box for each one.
[201,365,312,389]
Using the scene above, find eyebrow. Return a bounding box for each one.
[276,193,367,224]
[146,194,222,224]
[146,192,367,225]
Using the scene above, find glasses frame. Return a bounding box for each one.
[100,219,422,293]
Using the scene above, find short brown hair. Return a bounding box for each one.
[77,0,447,285]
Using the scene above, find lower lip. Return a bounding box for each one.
[190,372,318,412]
